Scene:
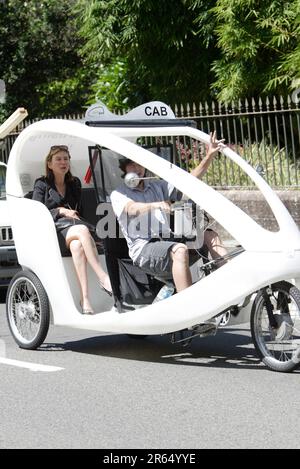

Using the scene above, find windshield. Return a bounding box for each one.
[0,165,6,199]
[89,142,174,202]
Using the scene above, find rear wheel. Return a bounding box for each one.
[251,281,300,372]
[6,270,50,349]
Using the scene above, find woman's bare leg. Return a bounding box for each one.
[66,225,112,292]
[69,239,93,312]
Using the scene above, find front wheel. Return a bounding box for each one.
[6,270,50,349]
[251,281,300,372]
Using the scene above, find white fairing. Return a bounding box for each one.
[6,117,300,334]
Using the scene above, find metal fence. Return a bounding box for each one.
[174,96,300,188]
[0,131,20,164]
[1,96,300,188]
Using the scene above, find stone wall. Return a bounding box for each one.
[212,190,300,244]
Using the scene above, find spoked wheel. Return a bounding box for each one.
[6,270,50,349]
[251,281,300,372]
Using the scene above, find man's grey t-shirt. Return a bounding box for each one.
[110,180,181,262]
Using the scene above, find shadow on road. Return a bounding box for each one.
[0,289,7,304]
[41,327,263,370]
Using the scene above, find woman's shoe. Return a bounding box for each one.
[79,301,95,315]
[98,279,113,297]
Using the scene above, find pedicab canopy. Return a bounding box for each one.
[6,100,300,253]
[5,101,300,335]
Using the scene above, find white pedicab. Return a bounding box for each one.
[5,101,300,372]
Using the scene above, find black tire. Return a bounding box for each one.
[6,270,50,350]
[251,281,300,372]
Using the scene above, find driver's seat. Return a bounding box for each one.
[102,218,162,312]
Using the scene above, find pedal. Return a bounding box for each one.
[191,322,218,337]
[171,321,218,346]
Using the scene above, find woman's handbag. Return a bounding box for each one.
[55,216,96,233]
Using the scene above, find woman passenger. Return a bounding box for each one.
[32,145,112,315]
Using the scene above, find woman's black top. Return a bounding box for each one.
[32,176,82,221]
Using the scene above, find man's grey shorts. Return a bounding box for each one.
[134,240,199,277]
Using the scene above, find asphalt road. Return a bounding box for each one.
[0,301,299,449]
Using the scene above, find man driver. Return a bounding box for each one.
[110,132,226,293]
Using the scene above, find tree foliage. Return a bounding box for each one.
[75,0,219,109]
[76,0,300,108]
[211,0,300,101]
[1,0,299,119]
[0,0,89,118]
